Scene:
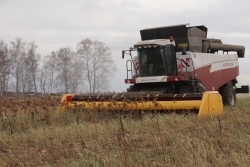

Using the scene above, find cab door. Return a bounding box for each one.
[164,46,177,76]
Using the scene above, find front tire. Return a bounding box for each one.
[219,82,236,106]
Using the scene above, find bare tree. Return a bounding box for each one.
[9,37,26,97]
[25,41,40,94]
[3,37,116,96]
[40,48,84,94]
[77,38,116,93]
[69,53,85,93]
[39,68,47,94]
[55,47,82,93]
[0,40,11,97]
[40,52,57,94]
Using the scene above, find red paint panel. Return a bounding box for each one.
[195,66,238,91]
[66,96,73,105]
[166,76,176,82]
[125,79,136,84]
[125,75,138,84]
[166,76,184,82]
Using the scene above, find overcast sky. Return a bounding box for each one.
[1,0,250,92]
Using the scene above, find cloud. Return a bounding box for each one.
[0,0,249,92]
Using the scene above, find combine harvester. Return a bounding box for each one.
[58,24,249,117]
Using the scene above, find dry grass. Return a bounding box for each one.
[0,95,250,166]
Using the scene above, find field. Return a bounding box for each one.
[0,95,250,166]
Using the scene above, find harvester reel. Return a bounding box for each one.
[58,91,223,117]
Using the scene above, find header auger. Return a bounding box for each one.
[58,23,249,117]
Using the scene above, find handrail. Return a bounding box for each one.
[126,60,133,79]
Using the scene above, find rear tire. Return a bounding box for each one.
[219,82,236,106]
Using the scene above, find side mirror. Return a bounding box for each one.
[122,51,125,59]
[182,47,187,55]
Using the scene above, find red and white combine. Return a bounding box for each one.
[124,24,248,106]
[59,24,248,116]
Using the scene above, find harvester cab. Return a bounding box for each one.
[123,40,177,81]
[58,24,249,117]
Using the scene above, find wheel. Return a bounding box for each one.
[219,82,236,106]
[127,85,133,92]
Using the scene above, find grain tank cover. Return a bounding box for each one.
[140,24,208,52]
[140,24,244,57]
[134,39,175,47]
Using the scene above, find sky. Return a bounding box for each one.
[0,0,250,92]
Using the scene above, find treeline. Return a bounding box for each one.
[0,37,116,97]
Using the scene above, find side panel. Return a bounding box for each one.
[195,65,238,91]
[184,52,239,91]
[176,51,195,73]
[136,76,168,83]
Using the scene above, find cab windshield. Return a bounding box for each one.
[137,46,177,77]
